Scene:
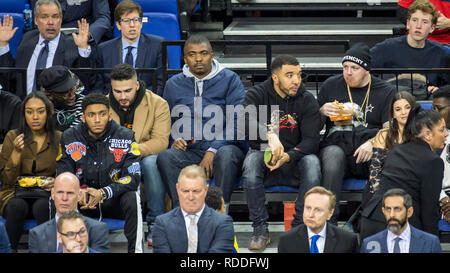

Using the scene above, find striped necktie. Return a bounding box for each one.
[187,214,198,253]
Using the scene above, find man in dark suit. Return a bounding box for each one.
[97,0,163,95]
[152,165,235,253]
[361,188,441,253]
[28,172,109,253]
[0,0,96,99]
[31,0,112,44]
[278,186,359,253]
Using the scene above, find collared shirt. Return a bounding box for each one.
[0,32,91,94]
[181,204,205,241]
[121,37,140,67]
[387,222,411,253]
[307,223,327,253]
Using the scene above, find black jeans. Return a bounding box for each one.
[3,197,50,249]
[242,149,321,228]
[80,191,143,253]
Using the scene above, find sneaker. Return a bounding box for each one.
[248,225,270,251]
[147,223,154,247]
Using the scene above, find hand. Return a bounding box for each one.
[79,188,88,207]
[41,177,55,191]
[72,18,90,49]
[428,86,439,94]
[13,133,25,153]
[0,15,18,47]
[267,132,284,165]
[436,11,450,30]
[320,102,341,117]
[265,152,290,172]
[199,151,215,178]
[80,187,103,209]
[441,197,450,221]
[172,138,195,151]
[354,140,373,164]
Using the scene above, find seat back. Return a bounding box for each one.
[0,13,25,56]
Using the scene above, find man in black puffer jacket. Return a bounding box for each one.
[56,93,143,253]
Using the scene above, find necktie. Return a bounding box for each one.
[187,215,198,253]
[310,234,320,253]
[393,237,401,253]
[34,40,50,91]
[36,40,50,69]
[124,46,134,67]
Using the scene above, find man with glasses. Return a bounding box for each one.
[97,0,163,95]
[0,0,96,99]
[57,210,101,253]
[38,65,85,131]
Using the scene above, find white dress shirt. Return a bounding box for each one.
[387,222,411,253]
[181,205,205,241]
[307,223,327,253]
[0,32,91,94]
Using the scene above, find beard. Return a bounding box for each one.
[386,217,407,233]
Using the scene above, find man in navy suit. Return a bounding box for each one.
[361,188,442,253]
[0,0,96,99]
[97,0,163,95]
[29,172,109,253]
[152,165,235,253]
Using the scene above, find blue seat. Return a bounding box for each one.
[209,177,367,192]
[418,101,432,110]
[439,219,450,232]
[0,0,29,13]
[0,216,37,230]
[133,0,178,14]
[0,13,24,56]
[0,216,124,231]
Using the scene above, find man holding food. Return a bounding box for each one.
[317,42,396,225]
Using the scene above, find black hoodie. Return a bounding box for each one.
[244,78,321,162]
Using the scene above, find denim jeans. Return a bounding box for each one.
[319,145,346,224]
[141,154,166,224]
[157,145,244,207]
[242,149,321,228]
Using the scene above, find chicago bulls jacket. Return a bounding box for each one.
[56,120,141,199]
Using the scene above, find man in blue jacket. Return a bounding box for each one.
[157,35,246,212]
[361,188,442,253]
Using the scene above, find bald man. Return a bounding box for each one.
[28,172,110,253]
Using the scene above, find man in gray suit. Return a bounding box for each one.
[361,188,442,253]
[28,172,109,253]
[152,165,235,253]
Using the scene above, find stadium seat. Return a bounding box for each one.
[418,101,432,110]
[0,0,29,13]
[0,216,37,230]
[0,13,25,56]
[0,216,125,231]
[132,0,178,14]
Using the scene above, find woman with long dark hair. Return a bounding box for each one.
[361,106,447,240]
[0,92,61,252]
[362,91,416,204]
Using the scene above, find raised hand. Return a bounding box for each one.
[0,15,19,47]
[72,18,90,49]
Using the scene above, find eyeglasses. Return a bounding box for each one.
[119,17,143,24]
[433,105,450,112]
[59,227,87,239]
[52,85,77,99]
